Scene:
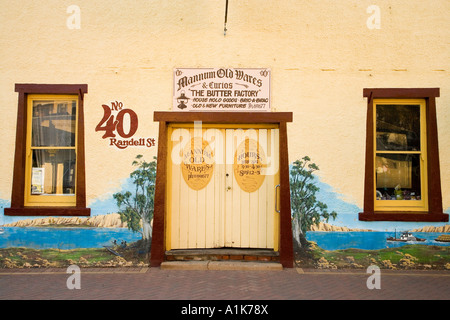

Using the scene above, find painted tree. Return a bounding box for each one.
[290,156,337,245]
[113,155,157,241]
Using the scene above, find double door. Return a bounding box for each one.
[167,124,280,251]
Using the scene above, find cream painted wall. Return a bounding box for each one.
[0,0,448,211]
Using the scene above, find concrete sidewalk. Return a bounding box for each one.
[1,263,449,301]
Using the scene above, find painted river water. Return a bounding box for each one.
[306,231,450,250]
[0,227,141,249]
[0,227,448,251]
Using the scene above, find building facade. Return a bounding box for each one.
[0,1,449,269]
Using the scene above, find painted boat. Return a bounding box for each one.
[387,231,425,242]
[435,235,450,243]
[103,246,122,257]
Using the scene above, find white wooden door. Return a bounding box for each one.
[167,125,279,250]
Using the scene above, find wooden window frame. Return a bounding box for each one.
[359,88,448,222]
[5,84,90,216]
[25,94,78,207]
[373,99,428,212]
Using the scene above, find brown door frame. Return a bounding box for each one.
[150,111,294,268]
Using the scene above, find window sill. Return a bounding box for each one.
[359,211,448,222]
[4,207,91,217]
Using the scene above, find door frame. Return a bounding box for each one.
[150,111,294,268]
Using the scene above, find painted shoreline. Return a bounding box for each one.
[309,222,450,233]
[2,214,448,233]
[1,213,127,229]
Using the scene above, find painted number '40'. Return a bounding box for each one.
[95,103,138,139]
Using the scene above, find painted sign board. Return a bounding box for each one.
[234,138,267,193]
[31,168,44,194]
[181,137,215,191]
[173,68,270,112]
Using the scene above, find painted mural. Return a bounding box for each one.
[289,157,450,270]
[1,155,448,270]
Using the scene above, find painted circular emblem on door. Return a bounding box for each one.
[181,137,215,191]
[233,138,266,193]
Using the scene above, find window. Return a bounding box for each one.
[374,100,427,211]
[5,84,90,216]
[26,95,78,206]
[359,88,448,222]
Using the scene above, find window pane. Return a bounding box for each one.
[32,100,76,147]
[31,149,76,195]
[376,104,420,151]
[375,153,421,200]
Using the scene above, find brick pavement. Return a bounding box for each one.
[1,267,449,302]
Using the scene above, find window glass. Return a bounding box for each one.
[375,154,421,201]
[376,104,420,151]
[31,149,76,195]
[32,100,76,147]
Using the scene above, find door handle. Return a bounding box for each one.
[275,184,280,213]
